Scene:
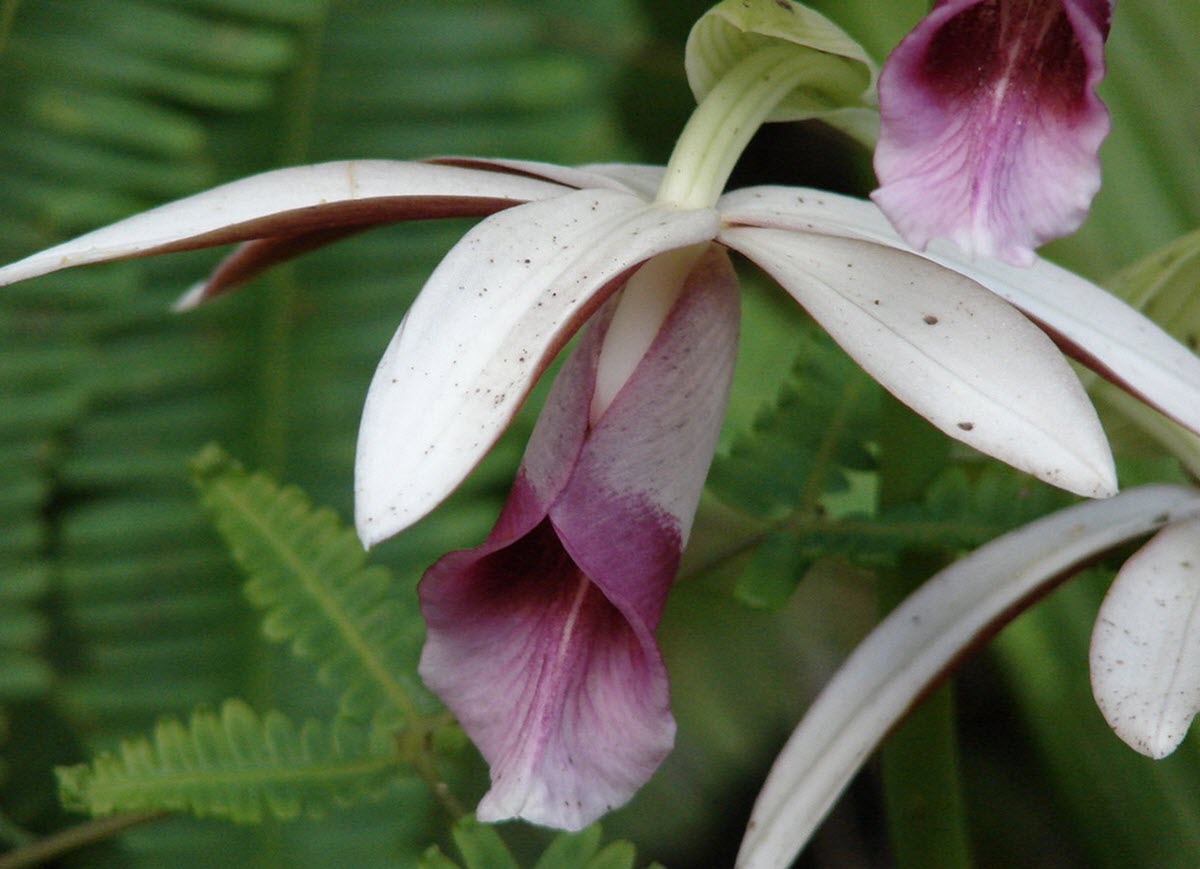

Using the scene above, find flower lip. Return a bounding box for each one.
[871,0,1113,265]
[418,249,739,829]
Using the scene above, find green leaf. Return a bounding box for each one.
[584,841,638,869]
[56,699,402,823]
[449,816,519,869]
[191,444,430,725]
[879,467,1072,552]
[419,845,464,869]
[532,825,603,869]
[733,529,813,610]
[708,328,879,519]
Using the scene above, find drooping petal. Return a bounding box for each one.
[720,223,1116,498]
[871,0,1112,265]
[420,516,671,834]
[174,227,367,309]
[354,190,720,546]
[1090,517,1200,759]
[720,185,1200,441]
[737,485,1200,869]
[419,249,739,830]
[0,160,571,289]
[428,156,662,199]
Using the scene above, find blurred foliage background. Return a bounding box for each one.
[1,0,1199,866]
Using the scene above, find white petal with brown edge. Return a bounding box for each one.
[1091,516,1200,759]
[354,190,720,546]
[720,224,1116,499]
[738,485,1200,869]
[720,185,1200,442]
[0,160,571,287]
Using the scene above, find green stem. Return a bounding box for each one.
[655,44,819,210]
[0,812,166,869]
[596,45,825,407]
[877,394,971,869]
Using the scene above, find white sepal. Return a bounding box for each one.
[738,485,1200,869]
[0,160,569,287]
[354,190,719,546]
[721,225,1116,499]
[1091,517,1200,758]
[721,185,1200,440]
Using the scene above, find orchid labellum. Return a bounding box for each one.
[872,0,1113,265]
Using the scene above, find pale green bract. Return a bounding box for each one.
[685,0,879,145]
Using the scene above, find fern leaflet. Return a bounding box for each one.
[56,699,402,823]
[708,328,878,519]
[191,444,432,726]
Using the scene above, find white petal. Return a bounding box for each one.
[934,250,1200,440]
[0,160,571,286]
[737,484,1200,869]
[720,185,1200,438]
[721,225,1116,498]
[354,189,719,546]
[577,164,667,200]
[429,156,661,198]
[1090,517,1200,758]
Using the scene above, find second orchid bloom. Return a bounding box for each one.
[873,0,1113,264]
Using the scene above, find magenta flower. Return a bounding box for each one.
[871,0,1113,265]
[3,152,1200,831]
[420,248,737,828]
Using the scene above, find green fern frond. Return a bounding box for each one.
[191,444,430,725]
[56,699,402,823]
[708,328,879,519]
[0,1,645,864]
[729,466,1071,610]
[421,819,644,869]
[877,466,1072,552]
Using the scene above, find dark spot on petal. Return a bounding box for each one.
[924,314,939,325]
[957,421,975,431]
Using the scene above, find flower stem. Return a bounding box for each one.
[879,561,972,869]
[877,394,971,869]
[0,811,166,869]
[594,45,824,413]
[655,44,818,210]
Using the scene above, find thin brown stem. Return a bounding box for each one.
[0,811,166,869]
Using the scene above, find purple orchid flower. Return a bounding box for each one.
[3,153,1200,830]
[871,0,1113,265]
[419,246,737,828]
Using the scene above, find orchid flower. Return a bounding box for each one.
[738,484,1200,869]
[2,0,1199,834]
[872,0,1113,265]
